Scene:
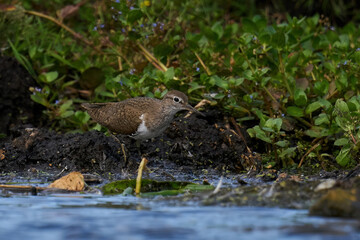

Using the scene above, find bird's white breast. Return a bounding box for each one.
[132,114,154,140]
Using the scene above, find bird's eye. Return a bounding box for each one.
[173,97,181,103]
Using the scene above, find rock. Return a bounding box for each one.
[48,172,85,191]
[309,188,360,218]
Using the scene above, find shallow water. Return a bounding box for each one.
[0,194,359,240]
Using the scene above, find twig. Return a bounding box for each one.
[184,99,210,118]
[298,138,323,168]
[136,42,169,72]
[24,10,102,54]
[117,56,123,71]
[195,52,211,75]
[229,117,252,154]
[212,176,223,194]
[55,166,68,178]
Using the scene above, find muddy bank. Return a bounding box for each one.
[0,56,255,179]
[0,110,252,179]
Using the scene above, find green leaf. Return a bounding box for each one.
[335,72,348,91]
[334,138,349,146]
[287,106,304,117]
[324,61,336,73]
[164,67,175,81]
[335,145,351,166]
[242,18,257,33]
[294,89,307,106]
[59,100,73,114]
[74,111,90,124]
[279,147,297,159]
[275,140,289,148]
[303,49,312,58]
[30,94,49,107]
[254,109,268,127]
[347,97,360,111]
[40,71,58,83]
[8,39,37,79]
[213,93,225,99]
[305,101,323,114]
[229,77,244,86]
[188,82,204,93]
[60,110,74,118]
[247,126,271,143]
[264,118,282,132]
[317,98,332,110]
[211,75,228,90]
[314,81,329,96]
[211,21,224,39]
[127,9,143,23]
[271,31,286,49]
[29,46,37,59]
[154,43,173,58]
[335,99,349,113]
[314,113,330,126]
[243,70,254,80]
[304,126,331,138]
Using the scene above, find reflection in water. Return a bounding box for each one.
[0,195,359,240]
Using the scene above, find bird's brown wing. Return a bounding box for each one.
[81,102,143,135]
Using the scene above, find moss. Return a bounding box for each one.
[102,179,214,195]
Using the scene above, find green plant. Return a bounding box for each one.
[2,1,360,169]
[332,98,360,166]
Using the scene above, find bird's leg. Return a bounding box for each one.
[110,132,122,145]
[135,139,142,157]
[110,133,128,166]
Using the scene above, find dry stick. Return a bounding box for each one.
[25,10,103,54]
[194,52,211,76]
[140,49,164,71]
[297,138,323,168]
[184,99,211,118]
[135,157,148,195]
[0,184,46,191]
[136,43,168,71]
[229,117,252,154]
[117,56,123,71]
[350,132,357,145]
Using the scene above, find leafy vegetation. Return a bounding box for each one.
[1,1,360,169]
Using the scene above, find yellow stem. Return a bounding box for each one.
[25,10,102,53]
[136,42,168,72]
[135,157,148,195]
[195,52,211,75]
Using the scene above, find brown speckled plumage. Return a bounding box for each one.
[82,90,203,140]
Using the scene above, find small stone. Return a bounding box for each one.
[314,179,336,192]
[48,172,85,191]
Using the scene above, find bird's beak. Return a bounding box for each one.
[185,104,205,117]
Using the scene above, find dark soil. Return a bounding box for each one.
[0,112,255,179]
[0,56,257,180]
[0,56,44,136]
